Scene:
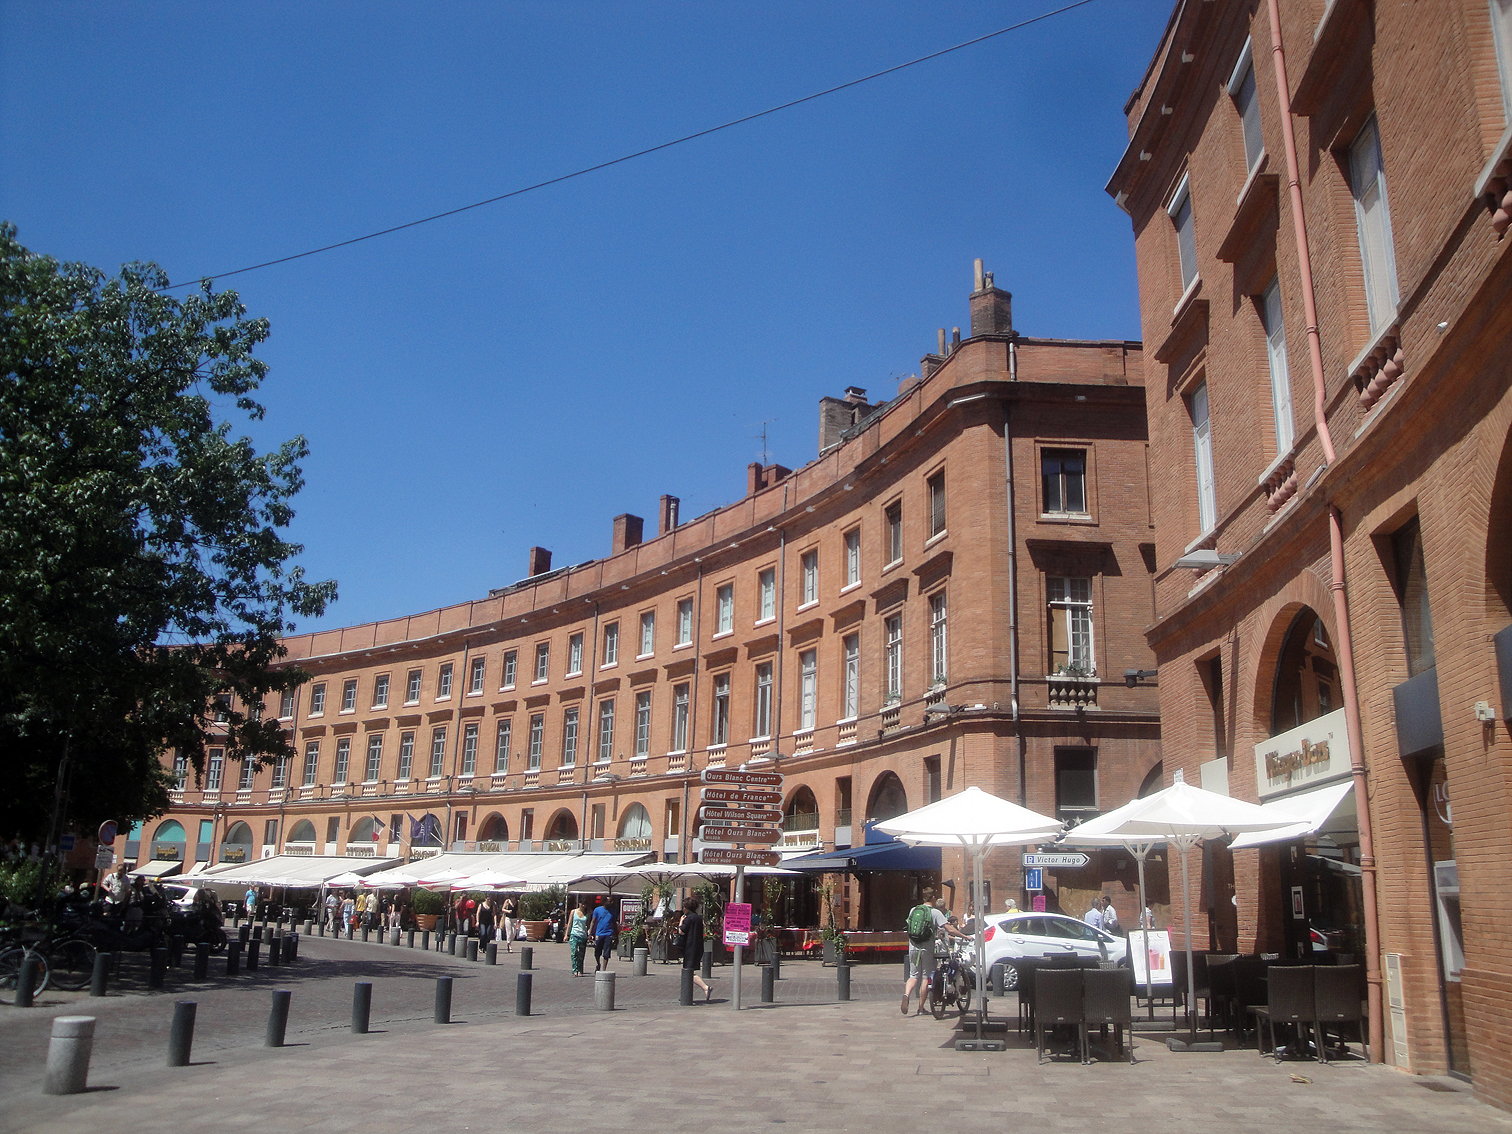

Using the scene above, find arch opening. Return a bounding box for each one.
[287,819,317,843]
[477,813,508,844]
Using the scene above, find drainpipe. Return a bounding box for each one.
[1267,0,1381,1061]
[1004,343,1025,808]
[584,602,600,786]
[773,522,788,762]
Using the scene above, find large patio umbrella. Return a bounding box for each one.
[877,787,1063,1044]
[1064,772,1297,1046]
[445,869,528,892]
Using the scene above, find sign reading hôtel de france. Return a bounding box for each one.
[1253,707,1351,799]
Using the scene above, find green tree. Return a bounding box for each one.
[0,223,336,843]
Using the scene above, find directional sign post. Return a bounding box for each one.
[697,825,782,845]
[700,847,782,868]
[701,767,784,787]
[1022,852,1091,869]
[700,787,782,807]
[697,806,781,826]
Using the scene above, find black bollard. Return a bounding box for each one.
[169,936,184,968]
[267,936,281,967]
[447,933,457,956]
[407,929,415,949]
[772,951,781,981]
[225,941,241,977]
[421,930,430,951]
[167,1000,196,1067]
[237,924,250,946]
[90,952,110,997]
[516,971,532,1016]
[361,925,369,943]
[990,963,1005,997]
[761,964,775,1003]
[265,989,291,1047]
[701,951,713,981]
[434,976,452,1024]
[246,940,260,971]
[286,933,298,961]
[836,962,851,1002]
[466,938,478,963]
[317,920,325,938]
[345,922,353,941]
[148,948,167,990]
[485,941,497,965]
[263,926,275,945]
[15,954,41,1007]
[193,943,210,981]
[519,946,533,971]
[352,982,372,1034]
[680,966,695,1006]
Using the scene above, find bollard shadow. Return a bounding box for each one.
[80,1085,120,1093]
[186,1060,219,1067]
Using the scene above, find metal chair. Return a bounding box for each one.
[1230,957,1268,1045]
[1253,964,1317,1061]
[1034,967,1088,1064]
[1082,966,1135,1062]
[1314,964,1367,1062]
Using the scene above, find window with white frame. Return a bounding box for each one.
[1349,116,1399,335]
[1041,449,1087,515]
[334,738,351,784]
[758,569,776,621]
[568,633,583,676]
[754,662,773,738]
[845,528,861,587]
[801,551,818,606]
[799,650,817,730]
[527,715,543,770]
[279,690,295,720]
[459,722,478,774]
[560,708,578,767]
[597,701,614,763]
[373,674,389,708]
[437,663,453,699]
[842,634,859,719]
[884,502,903,565]
[172,750,188,789]
[671,683,690,752]
[341,678,357,712]
[534,642,550,683]
[639,611,655,656]
[428,727,446,778]
[272,752,289,789]
[309,682,325,716]
[405,669,422,704]
[238,756,255,790]
[494,721,510,773]
[884,615,903,701]
[634,691,651,757]
[502,652,517,689]
[711,673,730,745]
[716,584,734,634]
[469,657,486,695]
[1261,278,1294,454]
[1169,175,1198,293]
[365,734,383,782]
[206,748,224,791]
[602,624,619,666]
[1047,576,1095,677]
[302,741,320,786]
[397,732,414,780]
[929,591,948,685]
[1190,382,1216,533]
[676,598,693,645]
[927,471,946,538]
[1227,39,1263,173]
[1494,0,1512,121]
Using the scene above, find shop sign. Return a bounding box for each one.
[284,844,314,857]
[409,847,440,860]
[1254,707,1349,798]
[613,837,652,852]
[346,845,375,857]
[219,844,248,864]
[476,841,504,852]
[151,842,183,860]
[544,839,578,852]
[619,897,642,931]
[779,829,821,848]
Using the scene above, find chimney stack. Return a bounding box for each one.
[747,462,793,496]
[527,547,552,577]
[969,259,1013,337]
[612,514,644,555]
[818,389,876,452]
[658,495,680,537]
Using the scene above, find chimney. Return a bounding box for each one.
[612,514,644,555]
[527,546,552,577]
[747,462,793,495]
[818,389,876,452]
[969,260,1013,337]
[844,386,867,404]
[658,495,680,536]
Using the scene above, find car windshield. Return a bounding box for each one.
[1045,916,1100,940]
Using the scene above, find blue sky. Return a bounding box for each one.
[1,1,1170,635]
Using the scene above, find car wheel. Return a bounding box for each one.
[1001,962,1019,992]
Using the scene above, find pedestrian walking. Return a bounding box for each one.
[500,894,518,953]
[590,897,615,971]
[567,899,590,975]
[679,896,711,1001]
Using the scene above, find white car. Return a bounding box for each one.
[981,912,1128,989]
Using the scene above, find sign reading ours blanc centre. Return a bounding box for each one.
[702,768,785,788]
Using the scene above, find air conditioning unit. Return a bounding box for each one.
[1385,952,1410,1068]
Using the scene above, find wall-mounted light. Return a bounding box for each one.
[1124,669,1159,688]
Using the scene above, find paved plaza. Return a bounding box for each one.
[1,934,1505,1134]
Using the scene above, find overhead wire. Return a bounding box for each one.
[163,0,1101,290]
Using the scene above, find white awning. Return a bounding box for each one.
[130,859,184,879]
[193,855,401,889]
[1229,780,1356,849]
[355,850,653,891]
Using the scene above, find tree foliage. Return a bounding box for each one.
[0,223,336,840]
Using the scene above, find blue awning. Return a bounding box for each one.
[782,839,941,874]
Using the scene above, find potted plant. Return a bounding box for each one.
[695,879,726,961]
[815,879,846,964]
[753,876,785,966]
[409,887,444,931]
[639,881,680,963]
[518,888,555,940]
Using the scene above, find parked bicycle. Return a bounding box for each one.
[929,935,974,1019]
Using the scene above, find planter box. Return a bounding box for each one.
[413,913,439,931]
[523,920,550,941]
[753,939,778,966]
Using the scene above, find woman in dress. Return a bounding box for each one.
[567,899,591,976]
[499,894,518,954]
[680,896,711,1001]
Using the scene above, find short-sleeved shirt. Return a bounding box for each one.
[1083,907,1104,930]
[591,905,615,937]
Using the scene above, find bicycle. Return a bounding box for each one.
[0,940,51,997]
[929,936,973,1019]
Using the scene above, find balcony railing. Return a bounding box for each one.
[1046,674,1099,709]
[836,720,857,746]
[781,811,820,833]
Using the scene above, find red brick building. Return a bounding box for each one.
[1109,0,1512,1104]
[119,266,1161,934]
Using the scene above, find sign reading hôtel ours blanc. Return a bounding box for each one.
[1253,707,1351,799]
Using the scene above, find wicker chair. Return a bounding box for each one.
[1314,964,1367,1062]
[1083,966,1135,1062]
[1034,967,1088,1064]
[1252,964,1317,1061]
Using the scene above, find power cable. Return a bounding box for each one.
[163,0,1100,290]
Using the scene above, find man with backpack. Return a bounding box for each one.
[901,886,947,1015]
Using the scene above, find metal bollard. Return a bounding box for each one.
[246,940,260,971]
[633,947,648,977]
[485,941,498,965]
[42,1015,95,1095]
[167,1000,196,1067]
[466,938,478,963]
[519,946,533,971]
[447,932,457,956]
[193,943,210,980]
[90,951,110,997]
[265,989,291,1047]
[14,954,41,1007]
[434,976,452,1024]
[389,928,400,947]
[148,948,167,990]
[516,971,532,1016]
[421,930,430,951]
[303,920,314,937]
[407,929,416,949]
[701,951,713,981]
[225,941,241,977]
[352,982,372,1034]
[761,964,775,1003]
[836,962,851,1001]
[680,966,695,1006]
[594,970,616,1011]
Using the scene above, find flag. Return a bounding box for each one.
[408,814,424,841]
[372,817,386,843]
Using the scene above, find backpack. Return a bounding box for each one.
[906,903,935,944]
